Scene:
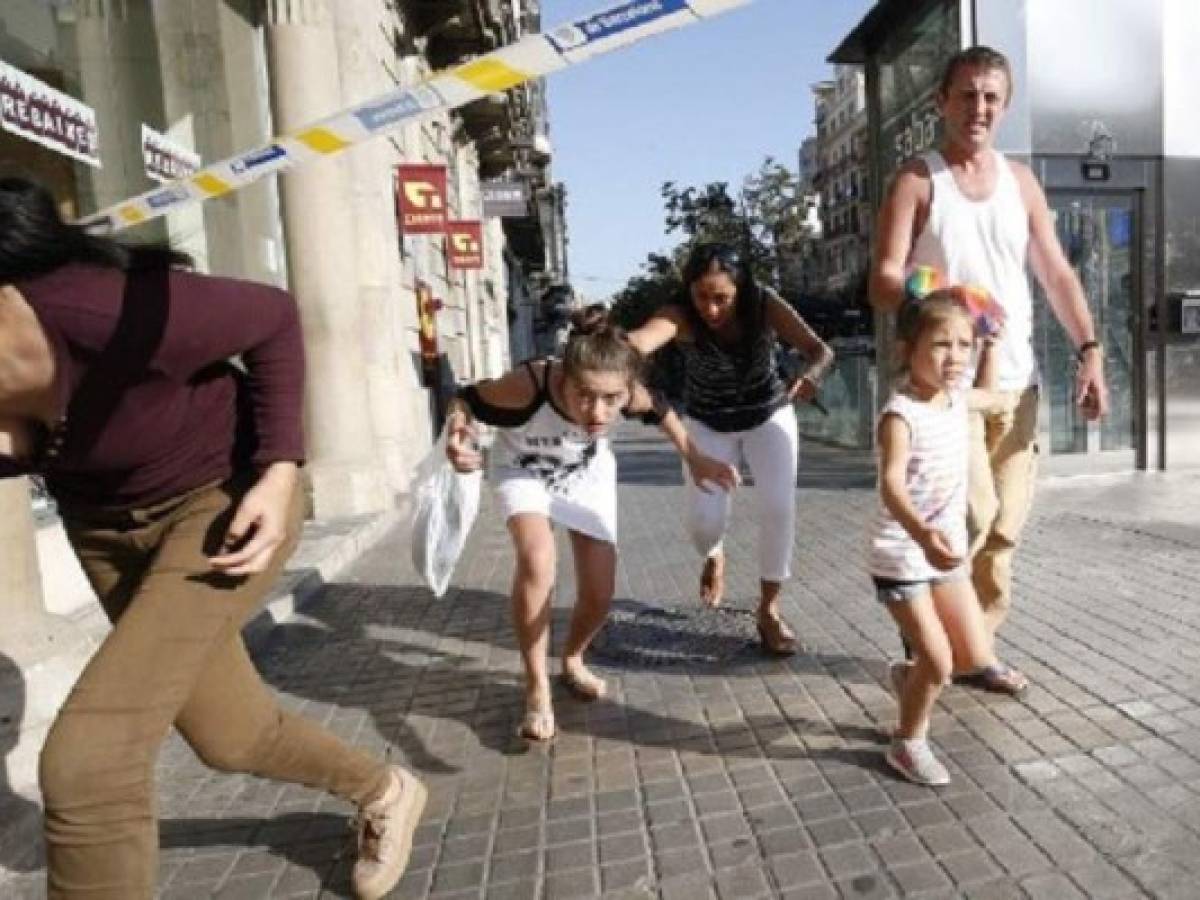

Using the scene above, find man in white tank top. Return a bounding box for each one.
[869,46,1109,643]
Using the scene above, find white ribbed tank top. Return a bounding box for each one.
[909,150,1037,390]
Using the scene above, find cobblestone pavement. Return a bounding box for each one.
[7,431,1200,898]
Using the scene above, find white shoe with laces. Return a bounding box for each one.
[352,767,428,899]
[886,737,950,786]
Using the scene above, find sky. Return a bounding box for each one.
[544,0,875,301]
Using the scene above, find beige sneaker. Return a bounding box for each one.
[352,767,428,900]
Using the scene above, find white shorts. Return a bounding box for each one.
[493,452,617,544]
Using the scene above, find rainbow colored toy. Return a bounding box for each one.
[955,284,1006,338]
[904,265,944,301]
[904,265,1006,338]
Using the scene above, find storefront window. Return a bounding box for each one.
[872,0,960,178]
[0,3,87,214]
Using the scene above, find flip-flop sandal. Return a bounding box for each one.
[560,669,607,701]
[757,616,799,657]
[955,662,1028,696]
[516,708,556,742]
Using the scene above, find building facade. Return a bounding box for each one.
[833,0,1200,474]
[781,135,822,297]
[813,65,873,301]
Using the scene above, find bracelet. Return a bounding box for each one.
[1077,340,1101,361]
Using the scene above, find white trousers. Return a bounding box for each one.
[683,404,799,582]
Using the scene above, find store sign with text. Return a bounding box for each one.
[142,125,200,184]
[396,164,448,234]
[446,220,484,270]
[881,92,941,173]
[482,179,530,218]
[0,61,100,167]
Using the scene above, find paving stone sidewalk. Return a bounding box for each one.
[6,430,1200,899]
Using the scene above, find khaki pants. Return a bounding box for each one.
[967,387,1039,636]
[40,478,389,899]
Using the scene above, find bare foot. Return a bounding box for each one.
[700,553,725,608]
[561,659,607,701]
[517,678,556,741]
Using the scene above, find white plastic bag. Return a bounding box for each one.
[410,431,482,597]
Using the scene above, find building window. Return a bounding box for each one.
[875,0,958,175]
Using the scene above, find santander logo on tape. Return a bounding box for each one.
[231,144,288,175]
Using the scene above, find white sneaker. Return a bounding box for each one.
[352,767,428,899]
[885,737,950,786]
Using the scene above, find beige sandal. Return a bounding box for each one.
[757,615,798,657]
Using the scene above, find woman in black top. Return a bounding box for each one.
[629,243,834,654]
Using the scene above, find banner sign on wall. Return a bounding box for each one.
[481,180,530,218]
[397,164,449,234]
[447,220,484,270]
[0,61,100,167]
[141,125,200,184]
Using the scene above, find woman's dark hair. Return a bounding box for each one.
[562,304,643,385]
[0,176,192,282]
[678,241,765,348]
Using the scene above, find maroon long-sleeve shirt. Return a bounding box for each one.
[1,263,305,509]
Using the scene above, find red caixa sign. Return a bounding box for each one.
[396,164,448,234]
[446,220,483,270]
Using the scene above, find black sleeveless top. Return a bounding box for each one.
[676,293,787,433]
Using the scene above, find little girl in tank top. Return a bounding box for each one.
[868,289,1027,786]
[445,307,738,741]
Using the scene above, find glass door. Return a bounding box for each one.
[1033,191,1141,466]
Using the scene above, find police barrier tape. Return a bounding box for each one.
[81,0,752,232]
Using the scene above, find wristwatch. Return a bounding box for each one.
[1076,340,1101,361]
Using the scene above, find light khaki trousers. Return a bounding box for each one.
[967,387,1039,636]
[40,478,390,899]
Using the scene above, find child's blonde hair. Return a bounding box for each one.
[894,289,975,374]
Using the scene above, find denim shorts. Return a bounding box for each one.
[872,571,968,604]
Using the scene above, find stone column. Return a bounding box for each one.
[263,0,387,517]
[0,480,48,653]
[331,0,427,494]
[72,0,166,231]
[0,479,95,854]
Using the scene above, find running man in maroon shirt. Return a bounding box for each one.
[0,177,421,900]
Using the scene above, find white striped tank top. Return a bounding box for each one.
[867,389,968,580]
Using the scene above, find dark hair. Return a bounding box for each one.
[678,242,765,348]
[0,176,192,282]
[937,45,1013,104]
[562,304,643,385]
[895,289,974,373]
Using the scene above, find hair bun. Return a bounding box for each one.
[568,303,610,338]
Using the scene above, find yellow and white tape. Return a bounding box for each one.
[82,0,751,232]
